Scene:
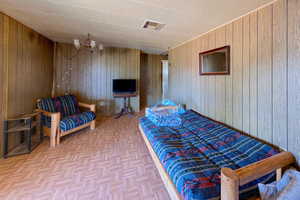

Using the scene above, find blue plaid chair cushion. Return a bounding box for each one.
[55,95,80,118]
[60,111,96,132]
[37,95,80,117]
[37,97,56,113]
[37,95,83,128]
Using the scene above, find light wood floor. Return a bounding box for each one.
[0,114,170,200]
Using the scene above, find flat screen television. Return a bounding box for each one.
[113,79,137,94]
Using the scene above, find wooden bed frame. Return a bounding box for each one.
[139,124,295,200]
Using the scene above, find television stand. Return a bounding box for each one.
[113,93,137,119]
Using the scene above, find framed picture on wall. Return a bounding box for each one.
[199,45,230,75]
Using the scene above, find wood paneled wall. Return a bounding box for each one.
[54,43,141,116]
[5,16,54,118]
[140,53,165,108]
[168,0,300,163]
[0,14,4,155]
[0,12,54,153]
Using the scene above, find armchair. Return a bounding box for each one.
[36,95,96,147]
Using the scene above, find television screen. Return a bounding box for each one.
[113,79,137,94]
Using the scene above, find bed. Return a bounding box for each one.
[139,110,295,200]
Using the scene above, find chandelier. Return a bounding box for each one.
[73,33,104,52]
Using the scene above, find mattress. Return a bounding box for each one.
[139,110,279,200]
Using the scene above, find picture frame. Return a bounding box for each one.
[199,45,230,75]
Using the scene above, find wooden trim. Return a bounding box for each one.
[3,15,9,119]
[51,42,57,98]
[235,152,295,185]
[50,112,60,147]
[43,121,93,140]
[199,45,230,76]
[36,109,60,117]
[221,168,239,200]
[221,152,295,200]
[78,102,96,111]
[139,125,182,200]
[35,108,60,147]
[60,122,92,137]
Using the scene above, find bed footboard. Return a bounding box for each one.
[221,151,295,200]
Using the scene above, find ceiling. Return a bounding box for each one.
[0,0,273,54]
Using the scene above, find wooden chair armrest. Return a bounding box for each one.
[221,152,295,200]
[78,102,96,112]
[36,109,60,118]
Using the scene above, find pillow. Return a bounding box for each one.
[258,182,277,200]
[145,107,182,127]
[277,170,300,200]
[258,169,300,200]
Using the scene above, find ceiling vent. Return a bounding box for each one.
[142,20,165,31]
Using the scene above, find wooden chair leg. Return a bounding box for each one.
[50,135,56,147]
[56,131,60,145]
[50,123,56,147]
[91,120,96,130]
[50,113,60,147]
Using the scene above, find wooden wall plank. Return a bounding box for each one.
[0,13,53,152]
[196,37,202,112]
[257,5,273,143]
[242,15,250,133]
[225,23,233,126]
[208,31,216,119]
[167,51,172,99]
[0,13,4,156]
[186,42,193,109]
[249,12,258,137]
[7,18,18,117]
[288,0,300,161]
[198,38,204,114]
[202,34,209,116]
[232,18,243,130]
[178,45,184,104]
[273,0,287,149]
[140,53,163,108]
[216,26,226,122]
[170,50,175,101]
[140,53,147,108]
[190,38,198,110]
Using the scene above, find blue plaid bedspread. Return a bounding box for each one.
[139,110,279,200]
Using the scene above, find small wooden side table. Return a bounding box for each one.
[113,92,137,119]
[3,112,43,158]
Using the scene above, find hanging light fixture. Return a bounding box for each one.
[73,33,104,52]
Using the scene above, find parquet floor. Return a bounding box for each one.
[0,114,170,200]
